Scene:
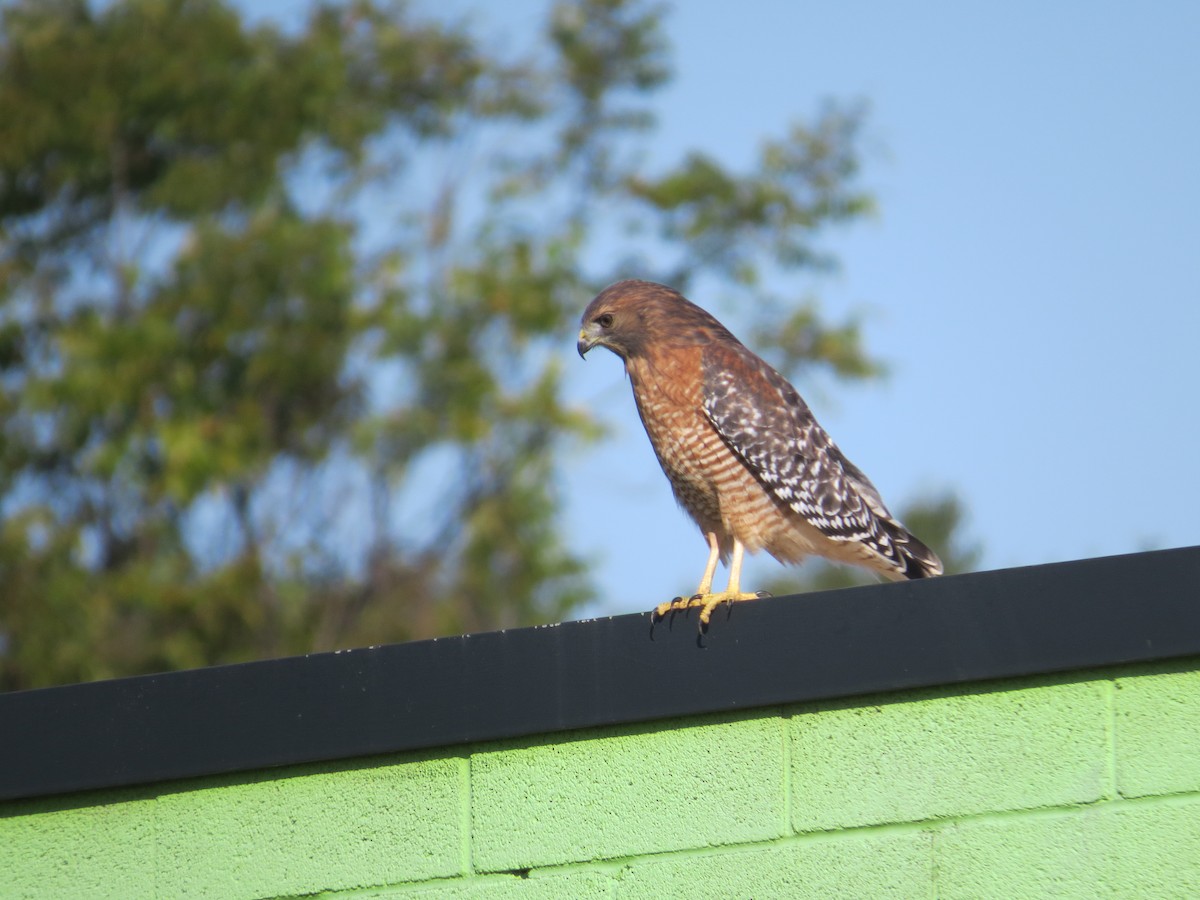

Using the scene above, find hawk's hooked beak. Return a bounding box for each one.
[577,325,598,359]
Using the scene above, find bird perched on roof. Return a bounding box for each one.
[577,279,942,630]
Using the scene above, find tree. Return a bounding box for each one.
[0,0,918,691]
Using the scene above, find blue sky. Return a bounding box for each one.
[557,1,1200,612]
[244,1,1200,615]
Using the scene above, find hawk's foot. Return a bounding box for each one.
[653,590,772,629]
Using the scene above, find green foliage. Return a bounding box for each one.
[0,0,947,690]
[627,109,872,280]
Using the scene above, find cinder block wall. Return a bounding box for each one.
[3,659,1198,899]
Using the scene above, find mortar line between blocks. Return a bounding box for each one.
[780,706,793,836]
[493,787,1200,880]
[927,818,940,900]
[152,788,163,900]
[460,754,473,877]
[1104,678,1118,800]
[290,869,610,898]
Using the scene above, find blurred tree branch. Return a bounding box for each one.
[0,0,963,690]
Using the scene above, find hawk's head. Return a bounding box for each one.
[578,279,652,361]
[578,279,714,361]
[578,282,734,367]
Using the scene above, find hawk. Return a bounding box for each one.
[577,279,942,628]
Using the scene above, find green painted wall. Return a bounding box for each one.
[3,660,1198,899]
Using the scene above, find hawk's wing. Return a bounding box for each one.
[700,340,940,578]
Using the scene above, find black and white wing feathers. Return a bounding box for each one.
[700,342,942,580]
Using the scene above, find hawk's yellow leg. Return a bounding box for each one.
[654,537,765,627]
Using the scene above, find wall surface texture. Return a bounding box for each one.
[3,657,1198,899]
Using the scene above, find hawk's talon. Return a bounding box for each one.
[652,595,694,621]
[651,588,769,633]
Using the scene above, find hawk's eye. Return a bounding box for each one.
[596,313,614,328]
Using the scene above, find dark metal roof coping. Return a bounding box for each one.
[3,545,1200,802]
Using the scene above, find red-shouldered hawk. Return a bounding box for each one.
[577,279,942,629]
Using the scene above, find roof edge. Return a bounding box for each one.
[3,545,1200,802]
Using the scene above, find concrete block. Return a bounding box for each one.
[0,792,158,900]
[1115,668,1200,798]
[155,754,464,898]
[790,679,1109,831]
[617,830,933,899]
[471,715,786,870]
[935,797,1200,898]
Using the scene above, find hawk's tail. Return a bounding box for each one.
[895,528,944,580]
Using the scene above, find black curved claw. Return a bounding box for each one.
[650,598,686,636]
